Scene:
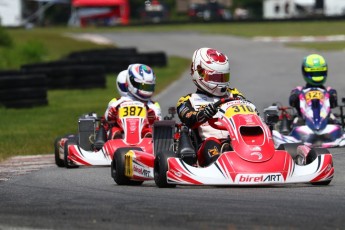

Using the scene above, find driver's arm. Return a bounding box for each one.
[176,95,208,128]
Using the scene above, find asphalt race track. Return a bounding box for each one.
[1,32,345,229]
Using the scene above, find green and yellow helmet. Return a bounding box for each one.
[301,54,328,86]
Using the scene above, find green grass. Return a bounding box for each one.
[0,56,190,161]
[57,20,345,50]
[5,28,115,64]
[40,20,345,37]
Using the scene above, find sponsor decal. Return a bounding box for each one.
[133,164,150,177]
[250,152,263,160]
[186,112,194,118]
[251,146,261,151]
[180,107,189,117]
[171,169,182,178]
[235,174,283,183]
[208,146,219,156]
[193,97,206,102]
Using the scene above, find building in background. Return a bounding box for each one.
[68,0,130,27]
[0,0,23,27]
[0,0,69,27]
[263,0,345,19]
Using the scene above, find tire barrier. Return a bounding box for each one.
[64,49,168,73]
[21,64,106,90]
[0,70,48,108]
[0,48,167,109]
[66,47,138,59]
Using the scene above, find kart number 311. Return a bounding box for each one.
[225,105,255,118]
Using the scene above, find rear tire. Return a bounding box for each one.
[63,136,79,169]
[54,136,65,167]
[111,147,143,186]
[277,143,305,165]
[154,151,176,188]
[153,120,176,156]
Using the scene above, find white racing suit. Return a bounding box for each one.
[104,95,162,139]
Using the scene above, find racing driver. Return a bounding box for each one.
[95,63,162,149]
[176,47,253,167]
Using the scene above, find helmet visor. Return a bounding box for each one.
[307,71,326,77]
[130,77,155,92]
[306,71,326,83]
[198,67,230,83]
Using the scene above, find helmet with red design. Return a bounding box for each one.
[127,63,156,101]
[191,47,230,96]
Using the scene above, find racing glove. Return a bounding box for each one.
[203,103,217,119]
[147,108,156,125]
[107,107,118,123]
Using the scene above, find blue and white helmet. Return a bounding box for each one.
[116,70,128,96]
[127,64,156,101]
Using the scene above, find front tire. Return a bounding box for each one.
[154,151,176,188]
[309,148,332,186]
[111,147,143,186]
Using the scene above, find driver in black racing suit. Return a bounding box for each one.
[176,47,249,167]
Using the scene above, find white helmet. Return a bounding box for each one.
[116,70,128,96]
[127,64,156,101]
[191,47,230,96]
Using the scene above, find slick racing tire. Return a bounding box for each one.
[154,151,176,188]
[54,136,65,167]
[153,120,176,156]
[111,147,143,186]
[309,148,332,186]
[277,143,305,165]
[63,136,79,169]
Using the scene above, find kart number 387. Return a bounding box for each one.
[119,106,147,118]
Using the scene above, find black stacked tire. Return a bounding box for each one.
[22,63,106,89]
[0,70,48,108]
[66,47,138,60]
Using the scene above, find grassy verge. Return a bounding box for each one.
[55,20,345,51]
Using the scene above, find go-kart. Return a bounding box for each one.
[54,101,153,168]
[266,88,345,148]
[112,98,334,187]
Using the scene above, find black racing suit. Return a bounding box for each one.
[176,88,245,166]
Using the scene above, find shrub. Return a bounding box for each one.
[17,40,47,63]
[0,27,13,48]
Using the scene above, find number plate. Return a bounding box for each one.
[118,106,147,118]
[305,90,324,102]
[224,104,256,118]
